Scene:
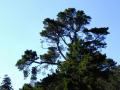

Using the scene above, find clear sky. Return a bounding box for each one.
[0,0,120,89]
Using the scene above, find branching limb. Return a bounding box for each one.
[34,61,58,65]
[56,42,67,60]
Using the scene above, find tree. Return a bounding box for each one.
[17,8,120,90]
[16,8,93,79]
[0,75,13,90]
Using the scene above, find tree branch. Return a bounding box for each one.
[56,42,67,60]
[34,61,58,65]
[61,37,68,46]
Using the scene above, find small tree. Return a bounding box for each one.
[0,75,13,90]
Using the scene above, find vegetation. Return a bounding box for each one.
[0,75,13,90]
[16,8,120,90]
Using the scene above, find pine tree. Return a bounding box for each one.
[17,8,120,90]
[0,75,13,90]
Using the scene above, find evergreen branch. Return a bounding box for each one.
[34,61,58,65]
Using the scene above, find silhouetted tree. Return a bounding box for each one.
[0,75,13,90]
[17,8,120,90]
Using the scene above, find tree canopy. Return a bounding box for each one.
[17,8,120,90]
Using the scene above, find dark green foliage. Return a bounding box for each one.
[40,47,59,63]
[18,8,120,90]
[31,67,37,80]
[16,50,39,80]
[0,75,13,90]
[16,50,38,71]
[19,84,33,90]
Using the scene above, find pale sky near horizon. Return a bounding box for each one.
[0,0,120,89]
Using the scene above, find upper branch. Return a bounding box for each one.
[56,42,67,60]
[61,37,68,46]
[34,61,58,65]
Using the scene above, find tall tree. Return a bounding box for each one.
[16,8,92,79]
[17,8,120,90]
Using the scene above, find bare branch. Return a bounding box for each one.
[34,61,58,65]
[56,42,67,60]
[61,37,68,46]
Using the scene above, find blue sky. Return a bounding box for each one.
[0,0,120,89]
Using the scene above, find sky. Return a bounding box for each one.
[0,0,120,89]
